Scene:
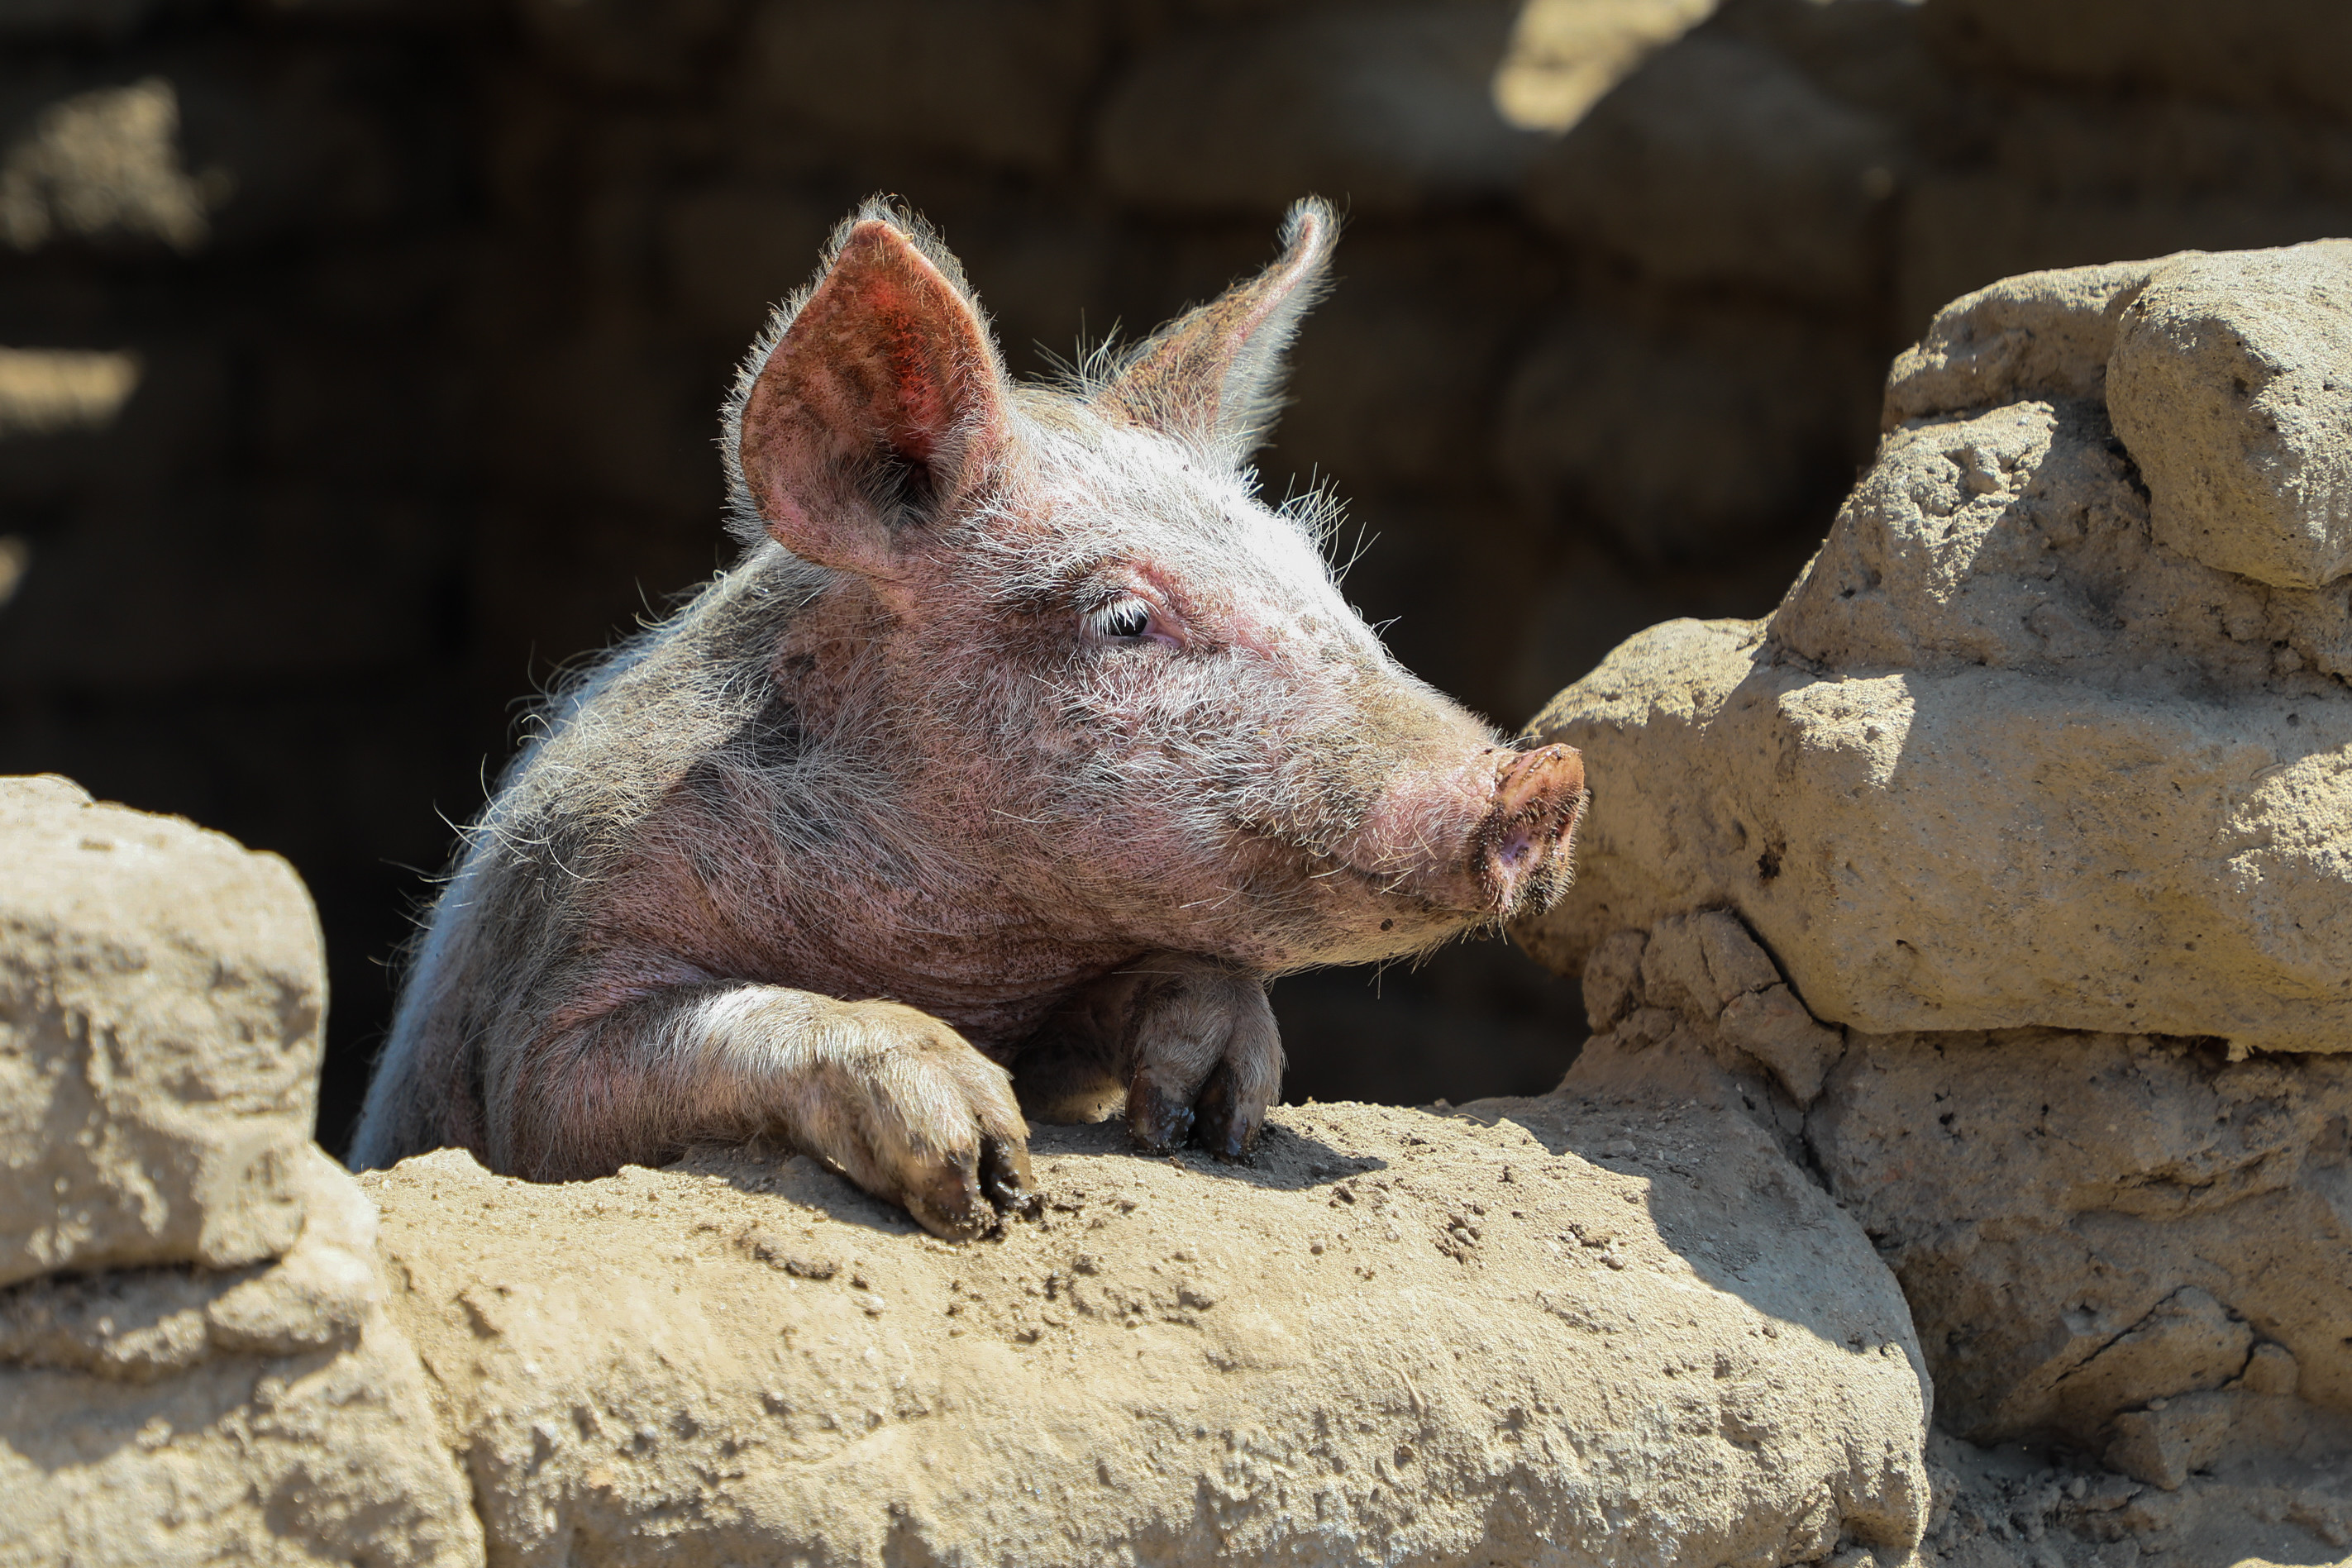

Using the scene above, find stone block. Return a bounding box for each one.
[1716,987,1840,1106]
[2108,241,2352,587]
[1515,271,2352,1052]
[0,775,322,1286]
[1568,912,1844,1108]
[1517,610,2352,1053]
[1882,255,2154,425]
[2103,1389,2240,1493]
[0,1146,484,1566]
[1806,1030,2352,1440]
[365,1099,1932,1566]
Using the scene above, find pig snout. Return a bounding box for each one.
[1338,741,1587,925]
[1477,744,1586,912]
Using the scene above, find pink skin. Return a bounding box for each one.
[350,198,1586,1238]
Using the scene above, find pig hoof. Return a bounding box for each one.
[1193,1064,1263,1162]
[1124,1056,1268,1162]
[1114,956,1282,1161]
[899,1131,1038,1240]
[782,998,1039,1242]
[904,1165,995,1242]
[1128,1079,1197,1154]
[980,1137,1041,1219]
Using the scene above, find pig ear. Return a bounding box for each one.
[728,210,1009,575]
[1100,197,1338,462]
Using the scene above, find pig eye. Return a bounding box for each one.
[1087,598,1154,641]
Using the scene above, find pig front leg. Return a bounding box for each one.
[1015,955,1285,1160]
[499,984,1034,1240]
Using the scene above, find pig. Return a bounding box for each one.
[349,197,1586,1240]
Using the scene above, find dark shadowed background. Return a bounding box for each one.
[3,0,2349,1153]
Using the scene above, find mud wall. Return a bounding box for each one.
[4,0,2351,1142]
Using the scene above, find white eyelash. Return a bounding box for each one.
[1085,597,1153,638]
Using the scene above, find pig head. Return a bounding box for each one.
[726,197,1585,971]
[350,196,1585,1238]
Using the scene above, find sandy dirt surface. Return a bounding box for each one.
[364,1095,1931,1566]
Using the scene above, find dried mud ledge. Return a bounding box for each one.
[11,244,2352,1566]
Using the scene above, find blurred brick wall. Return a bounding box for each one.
[3,0,2348,1148]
